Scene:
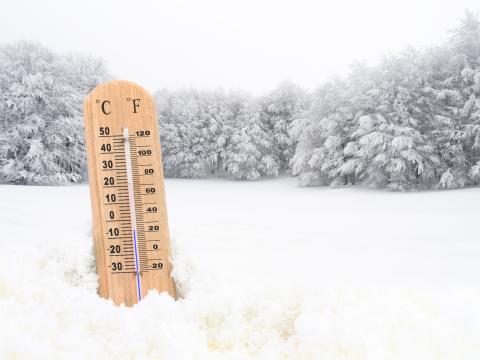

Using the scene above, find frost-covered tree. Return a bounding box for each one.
[292,115,349,186]
[291,80,355,185]
[156,89,238,178]
[436,12,480,186]
[460,68,480,184]
[344,114,439,191]
[293,52,442,190]
[293,65,383,187]
[223,103,278,180]
[259,81,307,171]
[4,9,480,190]
[448,10,480,66]
[0,41,109,184]
[360,84,439,190]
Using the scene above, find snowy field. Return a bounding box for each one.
[0,178,479,359]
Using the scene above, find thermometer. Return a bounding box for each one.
[83,80,176,306]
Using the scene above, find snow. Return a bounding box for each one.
[1,178,479,359]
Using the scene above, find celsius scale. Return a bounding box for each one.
[84,80,176,306]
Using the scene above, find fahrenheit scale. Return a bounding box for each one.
[84,80,176,306]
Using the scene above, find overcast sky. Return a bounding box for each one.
[1,0,479,94]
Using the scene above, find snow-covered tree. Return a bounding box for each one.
[156,89,238,178]
[448,10,480,67]
[3,9,480,190]
[291,80,354,185]
[0,41,109,184]
[293,51,442,190]
[292,115,349,186]
[460,68,480,184]
[259,81,307,172]
[344,114,439,191]
[223,103,278,180]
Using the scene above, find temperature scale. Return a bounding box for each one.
[84,80,176,306]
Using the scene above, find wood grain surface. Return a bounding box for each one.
[84,80,176,306]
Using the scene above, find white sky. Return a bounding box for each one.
[1,0,479,94]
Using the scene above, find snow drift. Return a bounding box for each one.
[0,178,479,359]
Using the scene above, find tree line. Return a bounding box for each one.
[1,10,480,190]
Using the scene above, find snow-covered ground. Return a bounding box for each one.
[0,178,479,359]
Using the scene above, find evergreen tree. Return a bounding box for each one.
[223,103,278,180]
[461,68,480,184]
[260,81,307,172]
[0,41,109,184]
[156,89,236,178]
[448,10,480,66]
[345,114,439,190]
[291,81,353,185]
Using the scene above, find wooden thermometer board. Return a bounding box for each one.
[84,80,176,306]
